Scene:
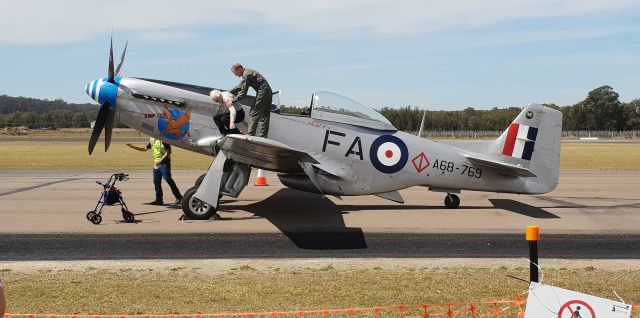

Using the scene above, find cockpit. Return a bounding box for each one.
[283,91,396,131]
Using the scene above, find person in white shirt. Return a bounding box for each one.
[210,89,245,136]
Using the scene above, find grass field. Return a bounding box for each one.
[0,141,213,170]
[1,267,639,315]
[0,140,638,171]
[560,142,640,170]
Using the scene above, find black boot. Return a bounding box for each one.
[149,197,164,205]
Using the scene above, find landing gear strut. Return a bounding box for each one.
[444,193,460,209]
[181,152,250,220]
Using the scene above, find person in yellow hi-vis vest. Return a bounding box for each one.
[127,138,183,205]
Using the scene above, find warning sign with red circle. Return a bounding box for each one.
[524,283,631,318]
[557,300,596,318]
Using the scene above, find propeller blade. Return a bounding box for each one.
[88,102,110,155]
[104,108,115,152]
[115,40,128,77]
[108,35,115,83]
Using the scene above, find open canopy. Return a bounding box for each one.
[310,91,397,131]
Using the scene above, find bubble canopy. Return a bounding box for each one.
[310,91,397,131]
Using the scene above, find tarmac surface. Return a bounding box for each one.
[1,170,639,260]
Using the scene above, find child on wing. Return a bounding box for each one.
[210,89,245,136]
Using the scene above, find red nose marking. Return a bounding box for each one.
[385,150,393,158]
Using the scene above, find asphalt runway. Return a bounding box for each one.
[1,170,639,260]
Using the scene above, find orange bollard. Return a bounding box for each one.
[526,226,540,282]
[526,226,540,241]
[255,169,268,186]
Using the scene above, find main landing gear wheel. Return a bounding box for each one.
[181,186,218,220]
[444,194,460,209]
[122,208,135,223]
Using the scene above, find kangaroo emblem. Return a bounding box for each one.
[160,105,191,141]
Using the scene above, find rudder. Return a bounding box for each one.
[493,104,562,194]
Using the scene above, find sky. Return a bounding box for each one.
[1,0,639,110]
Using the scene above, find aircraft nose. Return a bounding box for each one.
[84,80,94,100]
[84,78,118,108]
[84,79,103,103]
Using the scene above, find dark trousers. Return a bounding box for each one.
[247,90,272,137]
[153,163,182,200]
[213,108,245,136]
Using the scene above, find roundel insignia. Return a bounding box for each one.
[369,135,409,174]
[526,111,534,119]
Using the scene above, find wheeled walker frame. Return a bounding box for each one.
[86,173,134,224]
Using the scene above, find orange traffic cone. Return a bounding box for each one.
[255,169,268,186]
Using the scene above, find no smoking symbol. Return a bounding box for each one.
[558,300,596,318]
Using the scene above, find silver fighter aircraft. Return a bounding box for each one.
[85,39,562,220]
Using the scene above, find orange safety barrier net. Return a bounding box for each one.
[3,299,639,318]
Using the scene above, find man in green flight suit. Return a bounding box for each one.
[229,63,272,137]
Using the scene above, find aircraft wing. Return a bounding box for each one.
[218,134,318,172]
[464,154,536,177]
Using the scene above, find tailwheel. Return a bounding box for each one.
[181,186,218,220]
[444,193,460,209]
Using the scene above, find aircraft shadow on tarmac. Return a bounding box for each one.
[217,189,563,250]
[488,199,560,219]
[221,189,369,250]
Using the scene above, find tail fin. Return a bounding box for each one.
[494,103,562,193]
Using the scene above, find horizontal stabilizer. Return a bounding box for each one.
[465,154,536,177]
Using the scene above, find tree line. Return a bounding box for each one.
[2,86,639,131]
[378,86,640,132]
[0,95,97,128]
[558,86,639,131]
